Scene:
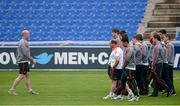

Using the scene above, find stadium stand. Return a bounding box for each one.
[0,0,147,46]
[138,0,180,40]
[176,28,180,40]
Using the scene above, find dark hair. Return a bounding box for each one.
[120,30,126,35]
[121,36,129,43]
[112,28,120,34]
[110,39,117,45]
[159,29,167,34]
[153,32,161,41]
[121,33,128,40]
[134,34,143,41]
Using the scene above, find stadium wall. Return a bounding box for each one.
[0,46,110,70]
[0,46,180,70]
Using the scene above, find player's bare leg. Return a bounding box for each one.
[9,74,24,95]
[25,72,32,92]
[25,72,39,95]
[112,80,125,100]
[111,80,117,93]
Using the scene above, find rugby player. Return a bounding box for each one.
[164,34,176,96]
[149,32,172,97]
[112,34,135,101]
[138,34,149,95]
[103,40,124,99]
[132,35,143,95]
[159,29,169,93]
[121,36,139,101]
[8,30,38,95]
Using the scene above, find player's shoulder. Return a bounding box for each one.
[142,41,148,47]
[133,44,141,50]
[168,42,174,46]
[116,47,123,53]
[167,43,174,49]
[19,39,24,44]
[171,42,174,47]
[19,39,28,46]
[116,47,122,50]
[154,44,158,48]
[19,38,26,42]
[154,43,161,49]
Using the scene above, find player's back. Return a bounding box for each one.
[16,38,30,63]
[153,43,164,64]
[124,45,135,70]
[133,43,142,65]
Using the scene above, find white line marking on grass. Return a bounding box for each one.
[174,77,179,80]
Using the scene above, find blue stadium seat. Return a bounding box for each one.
[0,0,147,42]
[176,32,180,40]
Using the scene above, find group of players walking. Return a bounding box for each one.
[104,29,176,101]
[8,29,176,100]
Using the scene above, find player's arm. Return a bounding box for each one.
[15,49,18,66]
[166,44,171,62]
[112,56,120,68]
[152,45,159,69]
[166,44,173,64]
[21,41,34,63]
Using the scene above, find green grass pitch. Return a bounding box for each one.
[0,70,180,105]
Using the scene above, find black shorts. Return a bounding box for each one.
[18,62,30,75]
[123,69,135,80]
[107,66,123,80]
